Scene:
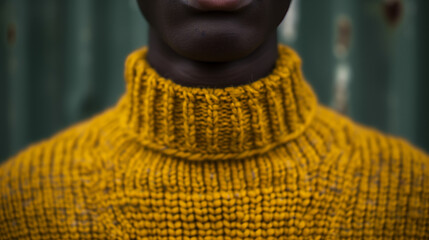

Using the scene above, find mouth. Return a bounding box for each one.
[183,0,253,11]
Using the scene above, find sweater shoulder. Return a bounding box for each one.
[1,107,119,176]
[0,108,119,238]
[312,106,429,238]
[315,104,429,170]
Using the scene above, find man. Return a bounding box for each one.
[1,0,428,239]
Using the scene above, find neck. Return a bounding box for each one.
[147,28,279,88]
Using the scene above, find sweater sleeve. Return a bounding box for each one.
[0,146,39,239]
[0,134,98,239]
[357,129,429,239]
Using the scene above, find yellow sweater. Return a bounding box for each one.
[1,45,428,239]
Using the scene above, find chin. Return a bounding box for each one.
[138,0,290,62]
[163,23,264,62]
[169,36,260,63]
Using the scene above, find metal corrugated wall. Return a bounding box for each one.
[1,0,428,161]
[281,0,429,150]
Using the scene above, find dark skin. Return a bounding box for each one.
[137,0,292,88]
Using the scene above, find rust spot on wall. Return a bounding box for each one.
[333,16,353,114]
[7,23,17,46]
[335,16,352,58]
[383,0,403,26]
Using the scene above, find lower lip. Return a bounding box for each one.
[184,0,252,11]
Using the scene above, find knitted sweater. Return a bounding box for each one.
[1,45,428,240]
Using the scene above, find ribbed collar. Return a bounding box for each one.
[117,45,318,161]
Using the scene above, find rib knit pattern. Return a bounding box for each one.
[1,45,428,240]
[120,45,317,160]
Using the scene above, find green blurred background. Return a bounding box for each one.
[1,0,428,161]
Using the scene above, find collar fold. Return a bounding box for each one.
[117,45,318,161]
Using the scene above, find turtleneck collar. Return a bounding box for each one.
[117,45,318,161]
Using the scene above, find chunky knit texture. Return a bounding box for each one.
[1,45,428,239]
